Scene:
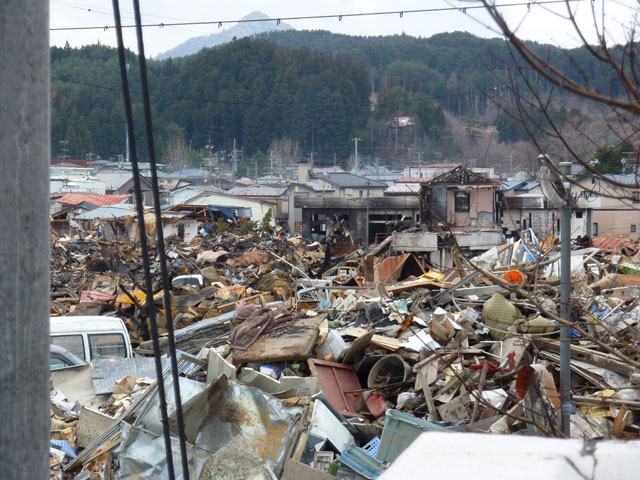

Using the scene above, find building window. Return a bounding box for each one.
[454,191,470,212]
[633,192,639,204]
[359,190,363,197]
[575,211,583,219]
[632,225,637,233]
[593,223,598,236]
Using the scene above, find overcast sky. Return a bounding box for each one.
[50,0,638,57]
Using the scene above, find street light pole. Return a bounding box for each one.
[559,161,573,436]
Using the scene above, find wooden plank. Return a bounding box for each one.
[386,278,449,294]
[345,327,403,352]
[535,339,634,377]
[342,331,374,364]
[470,362,488,423]
[573,395,640,410]
[618,274,640,286]
[612,405,629,438]
[422,381,439,421]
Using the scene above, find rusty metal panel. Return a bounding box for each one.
[309,359,363,418]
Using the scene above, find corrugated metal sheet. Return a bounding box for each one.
[91,356,166,394]
[118,375,302,478]
[65,354,202,472]
[225,186,288,197]
[592,235,638,250]
[396,177,433,183]
[384,184,420,195]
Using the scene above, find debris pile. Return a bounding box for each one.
[49,228,640,478]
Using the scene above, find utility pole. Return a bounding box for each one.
[1,1,50,477]
[269,150,274,179]
[559,161,573,437]
[232,138,237,183]
[59,140,69,160]
[353,137,361,171]
[126,63,130,162]
[365,179,370,249]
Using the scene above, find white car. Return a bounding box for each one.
[50,316,133,363]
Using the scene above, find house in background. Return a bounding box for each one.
[50,192,133,234]
[295,164,417,244]
[295,195,420,245]
[95,171,154,206]
[178,191,276,227]
[419,166,502,230]
[392,166,504,267]
[298,164,387,198]
[225,185,291,224]
[403,163,496,180]
[170,184,225,207]
[573,173,640,239]
[74,204,199,244]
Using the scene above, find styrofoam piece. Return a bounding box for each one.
[379,432,640,479]
[315,329,348,360]
[310,399,354,453]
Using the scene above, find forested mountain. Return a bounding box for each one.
[51,30,615,169]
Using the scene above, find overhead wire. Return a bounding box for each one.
[130,0,190,477]
[110,1,186,478]
[50,0,257,38]
[51,0,583,31]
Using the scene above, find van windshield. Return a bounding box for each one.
[89,333,127,360]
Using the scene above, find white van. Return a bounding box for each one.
[50,316,133,363]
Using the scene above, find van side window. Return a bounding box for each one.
[51,335,85,359]
[89,333,127,360]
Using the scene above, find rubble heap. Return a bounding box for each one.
[49,229,640,479]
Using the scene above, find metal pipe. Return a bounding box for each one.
[559,161,573,436]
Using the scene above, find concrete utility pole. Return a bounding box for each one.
[559,161,573,436]
[232,138,237,182]
[269,150,274,178]
[353,137,361,171]
[0,1,50,478]
[125,63,130,162]
[365,179,370,249]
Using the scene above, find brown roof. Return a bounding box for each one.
[57,193,131,207]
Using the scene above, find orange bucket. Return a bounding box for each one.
[503,270,525,284]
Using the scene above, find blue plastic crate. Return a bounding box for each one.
[377,409,450,463]
[362,437,380,459]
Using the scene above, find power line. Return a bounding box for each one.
[50,0,266,37]
[50,1,582,31]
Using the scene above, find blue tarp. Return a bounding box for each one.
[208,205,237,219]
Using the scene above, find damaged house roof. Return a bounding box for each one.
[312,172,388,188]
[57,192,132,208]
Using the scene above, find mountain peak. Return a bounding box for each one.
[241,11,271,21]
[155,11,293,60]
